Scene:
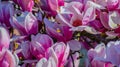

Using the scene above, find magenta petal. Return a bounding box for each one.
[0,2,14,27]
[107,0,119,10]
[13,0,34,11]
[0,61,9,67]
[91,58,113,67]
[58,0,64,6]
[48,0,58,12]
[61,26,73,42]
[100,12,111,30]
[89,20,106,32]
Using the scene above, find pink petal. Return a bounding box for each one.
[24,12,38,35]
[0,26,10,50]
[48,0,58,12]
[82,7,96,25]
[5,49,16,67]
[100,12,111,29]
[107,0,119,10]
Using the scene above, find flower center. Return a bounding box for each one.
[72,19,82,27]
[56,28,61,33]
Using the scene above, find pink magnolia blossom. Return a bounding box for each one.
[10,12,38,35]
[56,2,100,34]
[56,1,96,26]
[36,42,70,67]
[88,41,120,67]
[30,33,53,59]
[36,48,58,67]
[87,43,114,67]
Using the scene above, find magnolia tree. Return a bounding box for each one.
[0,0,120,67]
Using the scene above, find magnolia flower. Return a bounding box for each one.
[10,12,38,35]
[13,0,34,12]
[88,41,120,67]
[56,2,100,34]
[36,48,58,67]
[36,42,70,67]
[44,18,72,42]
[30,33,53,59]
[56,2,83,27]
[0,26,10,50]
[0,48,16,67]
[87,43,114,67]
[56,1,96,26]
[0,1,14,27]
[40,0,64,16]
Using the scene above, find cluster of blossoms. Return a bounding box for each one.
[1,0,120,67]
